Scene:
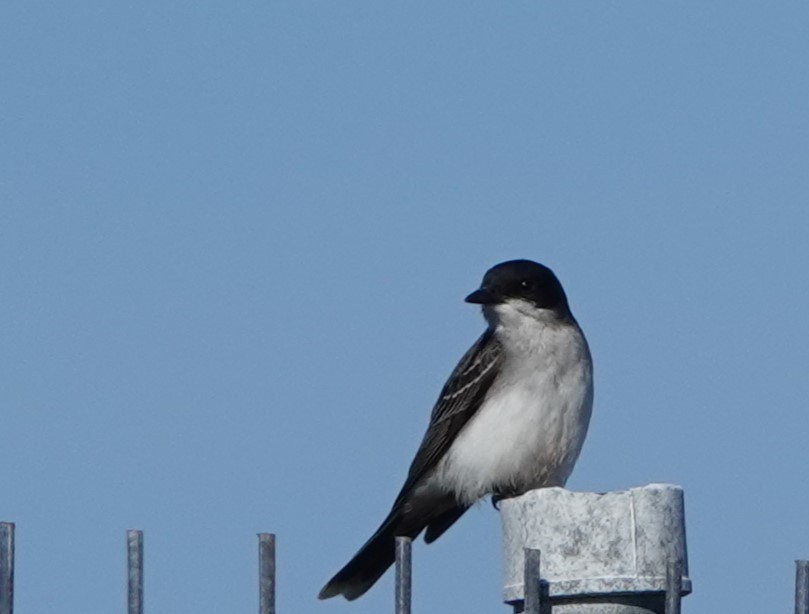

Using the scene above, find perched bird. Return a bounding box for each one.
[319,259,593,601]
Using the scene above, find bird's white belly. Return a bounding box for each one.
[434,330,593,505]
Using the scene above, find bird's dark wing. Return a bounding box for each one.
[318,329,503,601]
[392,328,503,505]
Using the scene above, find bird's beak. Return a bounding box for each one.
[465,288,497,305]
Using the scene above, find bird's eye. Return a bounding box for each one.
[520,280,531,289]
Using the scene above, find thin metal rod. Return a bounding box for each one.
[665,559,683,614]
[796,560,809,614]
[0,522,14,614]
[258,533,276,614]
[127,530,144,614]
[523,548,541,614]
[395,536,412,614]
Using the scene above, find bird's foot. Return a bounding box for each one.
[491,490,522,510]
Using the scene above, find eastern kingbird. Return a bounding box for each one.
[319,259,593,601]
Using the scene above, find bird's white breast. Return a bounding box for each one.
[434,302,593,506]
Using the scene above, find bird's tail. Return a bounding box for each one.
[318,510,410,601]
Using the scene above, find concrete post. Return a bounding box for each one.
[501,484,690,614]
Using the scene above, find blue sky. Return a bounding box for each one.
[1,2,808,612]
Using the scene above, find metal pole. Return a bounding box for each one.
[127,530,143,614]
[0,523,14,614]
[796,560,809,614]
[258,534,276,614]
[395,536,412,614]
[665,559,682,614]
[523,548,541,614]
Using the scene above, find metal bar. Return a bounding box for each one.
[127,530,144,614]
[258,533,276,614]
[0,522,14,614]
[796,560,809,614]
[523,548,541,614]
[665,559,682,614]
[395,536,412,614]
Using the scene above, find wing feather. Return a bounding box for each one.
[393,329,502,504]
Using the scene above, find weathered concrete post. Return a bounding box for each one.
[501,484,690,614]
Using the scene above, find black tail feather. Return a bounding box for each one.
[319,512,407,601]
[320,494,460,600]
[423,505,468,544]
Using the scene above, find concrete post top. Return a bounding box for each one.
[500,484,691,604]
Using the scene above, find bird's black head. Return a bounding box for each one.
[465,259,570,316]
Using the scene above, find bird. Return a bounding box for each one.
[318,259,593,601]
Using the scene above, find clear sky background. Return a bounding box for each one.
[1,2,808,613]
